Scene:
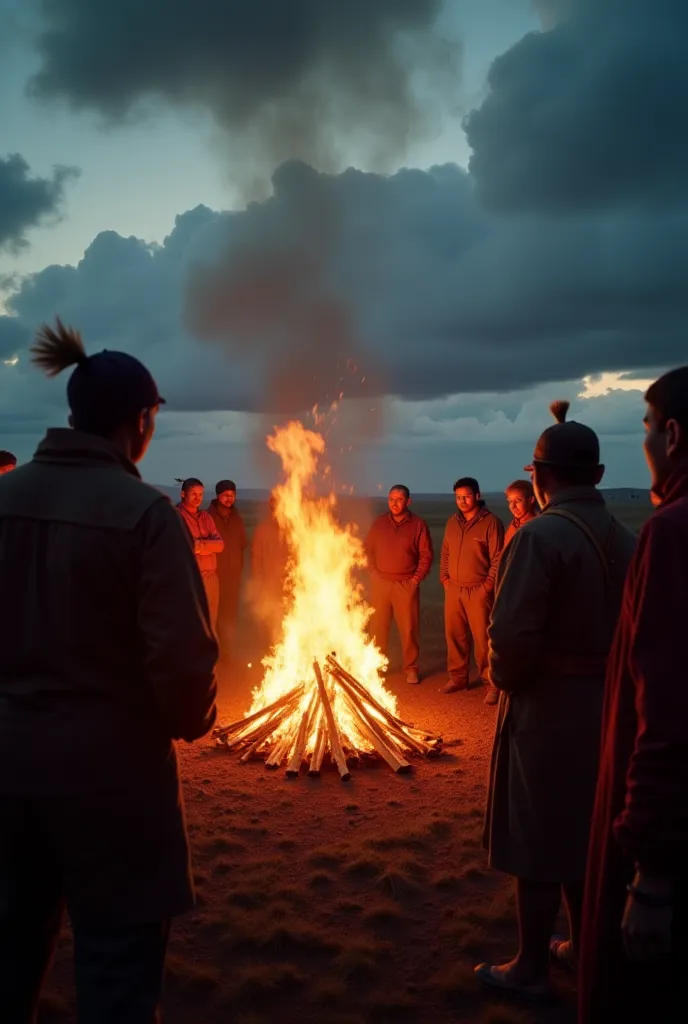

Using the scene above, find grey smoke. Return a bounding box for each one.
[27,0,459,190]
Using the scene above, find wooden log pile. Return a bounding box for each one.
[212,655,443,780]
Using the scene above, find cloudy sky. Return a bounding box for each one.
[1,0,685,492]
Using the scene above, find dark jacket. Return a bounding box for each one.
[440,504,504,589]
[176,502,223,574]
[207,499,247,585]
[364,511,434,583]
[0,429,218,794]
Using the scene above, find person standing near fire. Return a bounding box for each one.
[207,479,247,661]
[475,400,635,1000]
[249,495,291,647]
[0,319,217,1022]
[0,450,17,474]
[503,479,539,547]
[578,367,688,1023]
[440,477,504,703]
[177,477,224,631]
[364,485,433,685]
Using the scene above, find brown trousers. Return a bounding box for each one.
[201,571,220,631]
[444,582,492,684]
[369,577,420,672]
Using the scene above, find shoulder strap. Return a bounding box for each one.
[543,508,615,586]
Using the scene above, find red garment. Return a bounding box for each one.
[578,466,688,1023]
[364,511,433,583]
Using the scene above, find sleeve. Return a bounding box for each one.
[485,515,506,590]
[239,516,248,551]
[199,513,224,554]
[488,527,553,693]
[413,519,434,583]
[137,499,218,742]
[439,522,450,583]
[613,517,688,876]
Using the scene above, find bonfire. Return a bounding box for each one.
[213,420,442,779]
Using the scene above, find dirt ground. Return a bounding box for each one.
[40,496,650,1023]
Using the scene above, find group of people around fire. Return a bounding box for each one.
[173,465,539,710]
[0,318,686,1024]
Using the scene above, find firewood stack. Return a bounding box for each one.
[213,654,443,780]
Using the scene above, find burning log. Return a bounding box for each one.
[286,689,319,777]
[313,659,351,781]
[212,657,442,780]
[308,711,327,776]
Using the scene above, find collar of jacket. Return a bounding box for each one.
[456,502,488,526]
[209,498,231,517]
[32,427,140,479]
[540,486,604,513]
[658,464,688,506]
[387,510,413,526]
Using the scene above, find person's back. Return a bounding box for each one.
[0,432,215,788]
[0,320,218,1024]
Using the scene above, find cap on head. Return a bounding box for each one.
[215,479,236,495]
[31,318,165,432]
[524,400,600,472]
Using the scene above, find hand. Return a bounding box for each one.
[621,887,673,961]
[194,540,203,554]
[441,579,450,589]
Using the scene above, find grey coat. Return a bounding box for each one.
[483,486,636,882]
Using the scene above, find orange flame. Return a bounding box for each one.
[248,420,395,749]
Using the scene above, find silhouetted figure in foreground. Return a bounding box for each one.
[579,367,688,1022]
[476,400,635,998]
[0,319,218,1023]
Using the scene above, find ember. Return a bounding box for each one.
[213,421,442,778]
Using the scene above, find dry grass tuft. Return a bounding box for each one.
[345,854,386,879]
[165,955,220,995]
[362,902,403,928]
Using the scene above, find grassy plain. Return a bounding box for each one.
[40,497,650,1023]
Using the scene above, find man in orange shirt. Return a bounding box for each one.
[177,478,224,629]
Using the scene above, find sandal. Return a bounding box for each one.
[474,963,551,1000]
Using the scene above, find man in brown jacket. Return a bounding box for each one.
[177,478,224,630]
[364,485,433,684]
[0,320,217,1022]
[440,477,504,702]
[476,400,635,1000]
[208,479,247,661]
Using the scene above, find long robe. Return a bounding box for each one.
[578,466,688,1023]
[484,487,636,882]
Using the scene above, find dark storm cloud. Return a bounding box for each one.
[0,154,79,252]
[27,0,457,187]
[466,0,688,211]
[3,161,686,418]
